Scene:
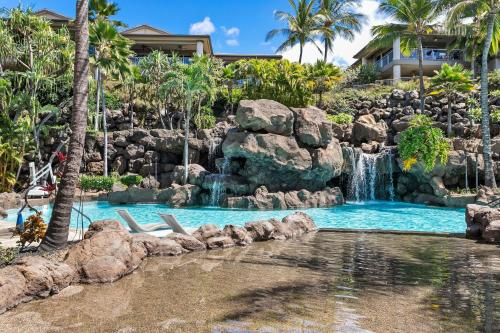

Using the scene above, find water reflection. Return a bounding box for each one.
[0,232,498,333]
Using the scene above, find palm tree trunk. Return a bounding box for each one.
[101,76,108,177]
[324,42,328,63]
[471,45,476,79]
[40,0,89,251]
[417,35,426,113]
[94,64,100,131]
[182,98,192,185]
[447,96,453,137]
[299,42,304,64]
[480,12,497,188]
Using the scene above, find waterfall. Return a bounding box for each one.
[207,138,222,171]
[346,147,395,202]
[209,157,230,206]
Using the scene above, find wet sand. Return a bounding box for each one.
[0,232,498,333]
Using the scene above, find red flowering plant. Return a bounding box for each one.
[54,151,67,178]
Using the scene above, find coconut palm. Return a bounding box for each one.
[90,19,133,176]
[445,0,500,188]
[316,0,365,62]
[371,0,441,113]
[430,63,475,137]
[266,0,322,64]
[40,0,90,251]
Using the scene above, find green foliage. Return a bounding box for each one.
[468,107,482,122]
[0,243,19,267]
[398,115,451,172]
[430,64,475,96]
[326,113,354,124]
[356,64,379,84]
[194,106,216,129]
[120,174,143,187]
[394,80,421,91]
[489,70,500,90]
[491,109,500,123]
[229,59,326,107]
[323,85,391,114]
[80,175,115,192]
[491,90,500,98]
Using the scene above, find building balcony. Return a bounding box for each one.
[375,48,463,70]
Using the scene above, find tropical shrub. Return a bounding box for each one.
[80,175,115,192]
[468,107,482,122]
[307,60,342,105]
[491,109,500,123]
[356,64,379,84]
[399,115,450,172]
[327,113,354,124]
[229,59,315,107]
[489,70,500,89]
[120,174,143,187]
[429,63,475,137]
[13,212,48,247]
[0,242,19,267]
[194,106,217,129]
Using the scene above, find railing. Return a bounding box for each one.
[375,50,393,69]
[29,162,55,186]
[401,48,462,61]
[130,56,192,65]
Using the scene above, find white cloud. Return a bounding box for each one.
[226,39,239,46]
[281,0,385,66]
[189,17,215,35]
[222,26,240,37]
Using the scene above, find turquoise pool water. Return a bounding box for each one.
[4,201,466,233]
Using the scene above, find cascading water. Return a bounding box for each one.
[209,157,230,206]
[346,147,395,202]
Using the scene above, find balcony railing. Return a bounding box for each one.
[375,48,463,69]
[375,50,393,69]
[130,56,192,65]
[401,48,462,61]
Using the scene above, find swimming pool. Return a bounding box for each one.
[4,201,466,234]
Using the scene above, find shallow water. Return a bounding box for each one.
[1,232,498,333]
[6,201,466,233]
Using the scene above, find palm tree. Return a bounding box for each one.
[316,0,365,62]
[266,0,322,64]
[308,60,342,106]
[445,0,499,188]
[138,50,171,129]
[371,0,441,113]
[163,55,219,184]
[430,63,475,137]
[40,0,89,251]
[90,19,132,176]
[89,0,124,131]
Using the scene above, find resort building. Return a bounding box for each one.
[35,9,282,64]
[353,34,500,83]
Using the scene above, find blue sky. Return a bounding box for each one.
[2,0,385,66]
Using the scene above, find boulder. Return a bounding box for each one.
[64,220,147,283]
[352,114,388,144]
[223,225,253,246]
[205,236,235,249]
[192,224,223,243]
[108,187,158,204]
[0,256,75,314]
[236,99,294,135]
[132,234,185,256]
[140,175,160,189]
[465,204,500,242]
[291,106,333,147]
[282,212,317,234]
[161,184,201,207]
[166,233,207,251]
[0,208,7,219]
[245,220,276,241]
[222,131,343,191]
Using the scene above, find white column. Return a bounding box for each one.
[392,37,401,60]
[361,57,368,65]
[196,41,204,56]
[393,64,401,81]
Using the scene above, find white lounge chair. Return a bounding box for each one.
[158,213,190,235]
[116,209,172,233]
